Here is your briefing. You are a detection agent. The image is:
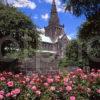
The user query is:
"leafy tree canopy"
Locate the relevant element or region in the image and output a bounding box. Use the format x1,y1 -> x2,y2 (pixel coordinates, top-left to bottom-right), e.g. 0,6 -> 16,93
78,12 -> 100,41
59,39 -> 88,67
78,12 -> 100,60
0,3 -> 39,58
63,0 -> 100,18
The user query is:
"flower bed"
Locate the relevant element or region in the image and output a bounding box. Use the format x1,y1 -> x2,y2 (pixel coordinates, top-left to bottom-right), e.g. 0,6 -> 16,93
0,69 -> 100,100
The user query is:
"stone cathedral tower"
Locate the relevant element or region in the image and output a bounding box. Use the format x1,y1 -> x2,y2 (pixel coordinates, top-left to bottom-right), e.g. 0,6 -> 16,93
20,0 -> 69,75
45,0 -> 64,40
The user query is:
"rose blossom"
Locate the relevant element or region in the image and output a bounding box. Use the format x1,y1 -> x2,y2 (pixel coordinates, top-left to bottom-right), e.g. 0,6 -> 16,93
31,86 -> 37,91
66,86 -> 72,92
8,72 -> 12,75
0,91 -> 4,95
20,80 -> 26,84
97,70 -> 100,73
69,81 -> 73,86
11,90 -> 15,96
44,82 -> 49,87
59,87 -> 63,92
14,88 -> 21,94
7,81 -> 14,87
82,75 -> 87,79
76,68 -> 83,74
35,90 -> 41,96
55,75 -> 60,82
15,74 -> 19,78
64,77 -> 68,83
50,86 -> 56,91
47,78 -> 53,84
0,77 -> 5,81
0,94 -> 3,100
97,89 -> 100,94
11,88 -> 20,96
55,78 -> 60,82
87,88 -> 91,93
70,96 -> 76,100
25,77 -> 30,82
6,93 -> 11,97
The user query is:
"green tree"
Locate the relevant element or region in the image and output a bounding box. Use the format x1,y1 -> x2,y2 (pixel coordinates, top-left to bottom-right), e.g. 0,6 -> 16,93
78,12 -> 100,68
63,0 -> 100,18
78,12 -> 100,40
0,3 -> 39,58
63,0 -> 100,69
59,40 -> 88,68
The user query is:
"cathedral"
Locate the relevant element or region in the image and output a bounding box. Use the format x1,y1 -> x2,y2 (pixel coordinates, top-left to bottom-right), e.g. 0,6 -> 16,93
20,0 -> 69,75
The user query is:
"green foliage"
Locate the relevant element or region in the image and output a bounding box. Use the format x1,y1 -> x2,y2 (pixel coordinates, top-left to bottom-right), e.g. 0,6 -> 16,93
78,12 -> 100,41
59,40 -> 89,68
64,0 -> 100,18
0,3 -> 39,58
63,0 -> 100,69
6,48 -> 36,59
59,58 -> 68,67
78,12 -> 100,68
0,59 -> 20,73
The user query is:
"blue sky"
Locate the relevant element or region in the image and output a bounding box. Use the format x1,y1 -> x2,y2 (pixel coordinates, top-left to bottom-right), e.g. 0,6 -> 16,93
7,0 -> 86,39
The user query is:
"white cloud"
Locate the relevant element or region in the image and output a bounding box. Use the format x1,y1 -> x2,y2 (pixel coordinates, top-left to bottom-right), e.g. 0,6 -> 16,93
41,13 -> 49,21
37,28 -> 45,33
57,6 -> 65,12
7,0 -> 37,9
33,15 -> 38,19
67,35 -> 72,40
44,0 -> 61,5
67,33 -> 77,40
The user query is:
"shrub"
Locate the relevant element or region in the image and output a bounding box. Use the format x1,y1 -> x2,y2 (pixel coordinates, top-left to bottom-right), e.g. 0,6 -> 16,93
0,68 -> 100,100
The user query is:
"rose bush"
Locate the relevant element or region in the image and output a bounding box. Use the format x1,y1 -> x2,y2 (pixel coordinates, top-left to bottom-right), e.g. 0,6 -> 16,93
0,68 -> 100,100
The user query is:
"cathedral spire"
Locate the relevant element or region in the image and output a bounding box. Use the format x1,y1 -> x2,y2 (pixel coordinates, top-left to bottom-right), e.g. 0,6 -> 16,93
45,0 -> 63,39
49,0 -> 59,26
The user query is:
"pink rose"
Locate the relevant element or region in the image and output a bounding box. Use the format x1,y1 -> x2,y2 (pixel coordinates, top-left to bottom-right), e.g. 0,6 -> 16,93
6,93 -> 11,97
97,89 -> 100,94
50,86 -> 56,91
91,69 -> 95,72
15,74 -> 19,78
25,77 -> 30,82
32,86 -> 37,91
7,81 -> 14,87
70,96 -> 76,100
64,78 -> 68,83
35,91 -> 41,96
69,81 -> 73,86
11,90 -> 15,96
11,88 -> 20,96
59,87 -> 63,92
76,68 -> 83,73
0,94 -> 3,100
82,75 -> 87,79
66,86 -> 72,92
0,77 -> 5,81
14,88 -> 21,94
87,88 -> 91,93
97,70 -> 100,73
8,72 -> 12,75
47,78 -> 54,84
55,78 -> 60,82
21,81 -> 26,84
0,91 -> 4,95
55,75 -> 60,80
44,83 -> 49,87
